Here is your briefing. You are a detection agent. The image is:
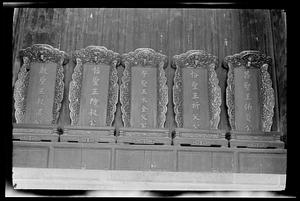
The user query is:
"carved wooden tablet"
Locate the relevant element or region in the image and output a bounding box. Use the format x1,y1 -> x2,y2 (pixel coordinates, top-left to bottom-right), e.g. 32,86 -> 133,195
63,46 -> 121,143
172,50 -> 226,147
172,50 -> 221,130
120,48 -> 168,129
224,51 -> 283,148
13,44 -> 67,125
68,46 -> 120,127
118,48 -> 170,145
224,51 -> 274,132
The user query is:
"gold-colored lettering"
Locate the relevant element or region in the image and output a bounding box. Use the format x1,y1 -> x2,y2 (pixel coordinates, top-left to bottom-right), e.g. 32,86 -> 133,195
192,81 -> 198,90
190,70 -> 199,78
243,70 -> 250,79
244,102 -> 253,111
93,66 -> 100,75
246,113 -> 251,122
192,102 -> 201,109
39,75 -> 47,85
141,80 -> 148,88
245,93 -> 251,101
88,108 -> 98,117
193,114 -> 200,121
92,76 -> 100,86
89,97 -> 99,106
192,92 -> 200,100
141,70 -> 148,78
91,88 -> 99,95
39,66 -> 48,74
141,105 -> 148,113
142,88 -> 147,95
244,81 -> 251,91
89,119 -> 96,126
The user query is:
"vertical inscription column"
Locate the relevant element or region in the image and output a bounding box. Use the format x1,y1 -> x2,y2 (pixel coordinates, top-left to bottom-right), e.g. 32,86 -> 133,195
131,67 -> 157,129
35,64 -> 49,123
183,68 -> 210,129
140,69 -> 150,128
191,70 -> 201,128
234,67 -> 261,132
88,65 -> 101,126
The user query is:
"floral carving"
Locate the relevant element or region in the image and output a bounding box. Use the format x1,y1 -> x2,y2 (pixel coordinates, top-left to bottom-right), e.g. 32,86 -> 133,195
223,50 -> 275,132
68,58 -> 83,125
260,64 -> 275,132
172,50 -> 221,129
13,44 -> 68,124
120,48 -> 168,128
68,46 -> 121,126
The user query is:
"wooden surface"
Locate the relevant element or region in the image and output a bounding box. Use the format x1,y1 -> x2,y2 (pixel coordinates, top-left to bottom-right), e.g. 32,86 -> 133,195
12,8 -> 286,137
13,141 -> 287,174
12,167 -> 286,190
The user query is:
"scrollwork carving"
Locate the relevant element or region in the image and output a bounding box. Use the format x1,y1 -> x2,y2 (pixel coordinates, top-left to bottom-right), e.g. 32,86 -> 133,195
106,59 -> 120,126
172,50 -> 221,129
19,44 -> 69,64
172,50 -> 217,69
121,48 -> 168,68
72,46 -> 120,65
52,56 -> 65,124
158,61 -> 168,128
13,44 -> 68,124
68,46 -> 121,126
120,48 -> 168,128
223,50 -> 275,132
260,64 -> 275,132
13,57 -> 30,123
208,63 -> 222,129
69,58 -> 83,125
172,62 -> 183,128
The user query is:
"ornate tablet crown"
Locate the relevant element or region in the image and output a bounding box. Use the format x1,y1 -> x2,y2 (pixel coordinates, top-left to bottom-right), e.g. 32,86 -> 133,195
172,50 -> 217,69
223,50 -> 272,69
72,46 -> 121,65
19,44 -> 68,64
121,48 -> 168,68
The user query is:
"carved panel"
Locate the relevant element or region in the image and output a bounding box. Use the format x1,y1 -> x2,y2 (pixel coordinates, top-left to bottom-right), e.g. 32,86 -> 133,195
172,50 -> 222,130
13,44 -> 68,124
120,48 -> 168,128
68,46 -> 121,127
223,50 -> 275,132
